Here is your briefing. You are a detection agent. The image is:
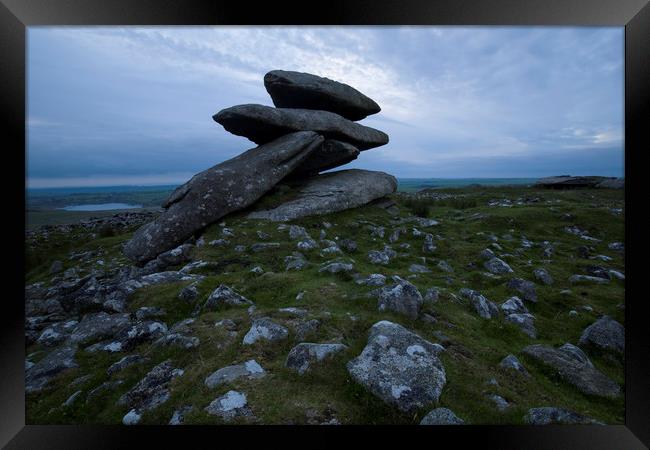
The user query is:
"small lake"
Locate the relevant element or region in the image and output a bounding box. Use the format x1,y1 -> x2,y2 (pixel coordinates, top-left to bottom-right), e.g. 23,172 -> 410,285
59,203 -> 143,211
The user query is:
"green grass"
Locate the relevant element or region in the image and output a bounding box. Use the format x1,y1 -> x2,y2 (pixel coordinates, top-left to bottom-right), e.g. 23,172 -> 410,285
25,186 -> 625,425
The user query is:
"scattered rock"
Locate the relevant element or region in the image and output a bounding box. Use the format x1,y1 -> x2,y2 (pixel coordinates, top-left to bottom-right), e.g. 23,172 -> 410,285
460,289 -> 498,319
420,407 -> 465,425
437,260 -> 453,273
285,253 -> 308,271
37,320 -> 78,347
117,360 -> 184,412
423,288 -> 439,304
356,273 -> 386,286
204,390 -> 253,422
205,360 -> 266,388
522,344 -> 620,398
178,283 -> 199,302
500,296 -> 528,315
339,239 -> 358,253
505,313 -> 537,338
297,238 -> 318,251
484,257 -> 513,274
368,246 -> 397,265
409,264 -> 430,274
25,345 -> 78,393
242,317 -> 289,345
122,409 -> 142,425
285,343 -> 347,374
135,307 -> 165,321
578,316 -> 624,354
204,285 -> 253,310
569,275 -> 610,285
533,268 -> 553,285
488,394 -> 509,411
68,312 -> 132,345
319,261 -> 354,274
479,248 -> 496,260
49,260 -> 64,274
376,278 -> 423,319
294,319 -> 321,341
506,278 -> 537,303
250,242 -> 281,252
169,405 -> 193,425
107,354 -> 147,376
422,234 -> 436,253
524,407 -> 603,425
347,320 -> 446,412
499,354 -> 530,376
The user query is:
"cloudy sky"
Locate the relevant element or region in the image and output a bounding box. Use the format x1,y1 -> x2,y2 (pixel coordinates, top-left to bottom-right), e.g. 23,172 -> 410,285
27,26 -> 624,188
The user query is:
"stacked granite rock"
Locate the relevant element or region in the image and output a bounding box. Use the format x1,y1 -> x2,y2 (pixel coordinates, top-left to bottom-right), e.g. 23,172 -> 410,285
123,70 -> 396,265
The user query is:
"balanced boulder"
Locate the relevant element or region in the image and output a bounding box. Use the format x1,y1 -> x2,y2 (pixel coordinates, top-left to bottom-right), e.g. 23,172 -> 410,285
264,69 -> 381,120
123,131 -> 323,264
247,169 -> 397,222
213,104 -> 388,150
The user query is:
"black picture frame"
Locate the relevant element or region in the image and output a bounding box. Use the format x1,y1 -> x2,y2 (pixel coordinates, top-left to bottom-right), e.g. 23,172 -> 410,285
2,0 -> 648,448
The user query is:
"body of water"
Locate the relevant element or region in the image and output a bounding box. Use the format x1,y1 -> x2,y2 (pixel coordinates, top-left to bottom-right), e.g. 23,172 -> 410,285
59,203 -> 143,211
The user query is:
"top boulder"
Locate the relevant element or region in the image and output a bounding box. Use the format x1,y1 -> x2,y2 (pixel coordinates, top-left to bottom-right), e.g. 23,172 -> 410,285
264,70 -> 381,121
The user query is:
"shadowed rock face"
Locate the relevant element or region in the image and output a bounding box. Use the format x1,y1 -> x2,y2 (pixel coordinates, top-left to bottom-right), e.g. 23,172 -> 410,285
213,104 -> 389,150
264,70 -> 381,121
247,169 -> 397,222
123,131 -> 324,265
289,140 -> 360,177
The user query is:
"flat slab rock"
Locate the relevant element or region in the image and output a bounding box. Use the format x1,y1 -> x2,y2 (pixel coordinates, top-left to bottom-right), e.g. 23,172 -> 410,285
522,344 -> 620,398
248,169 -> 397,222
123,131 -> 323,264
347,320 -> 446,412
264,70 -> 381,121
213,104 -> 388,150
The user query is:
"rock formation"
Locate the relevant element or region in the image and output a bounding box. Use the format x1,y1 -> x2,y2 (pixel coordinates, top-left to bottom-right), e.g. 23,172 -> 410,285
124,70 -> 394,264
535,175 -> 624,189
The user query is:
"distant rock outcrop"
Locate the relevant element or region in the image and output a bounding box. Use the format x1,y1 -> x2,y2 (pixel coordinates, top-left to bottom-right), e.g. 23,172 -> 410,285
535,175 -> 623,189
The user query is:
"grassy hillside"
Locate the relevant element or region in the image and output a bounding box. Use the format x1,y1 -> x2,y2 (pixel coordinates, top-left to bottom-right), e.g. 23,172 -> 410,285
25,186 -> 625,425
